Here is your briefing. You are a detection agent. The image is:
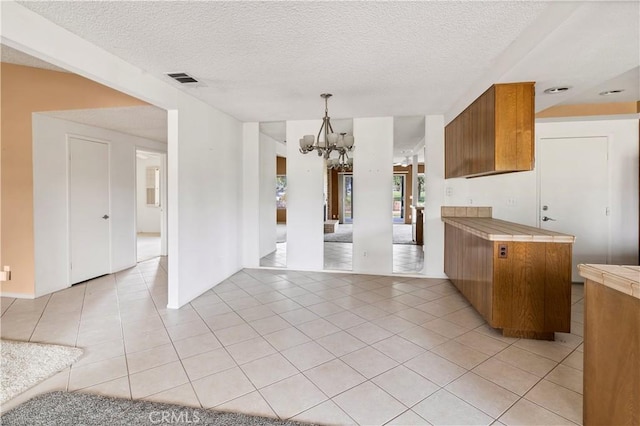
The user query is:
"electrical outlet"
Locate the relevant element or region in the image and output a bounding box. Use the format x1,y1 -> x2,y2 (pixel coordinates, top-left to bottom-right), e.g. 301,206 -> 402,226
363,251 -> 368,257
498,244 -> 508,258
507,198 -> 517,206
468,198 -> 473,205
0,266 -> 11,281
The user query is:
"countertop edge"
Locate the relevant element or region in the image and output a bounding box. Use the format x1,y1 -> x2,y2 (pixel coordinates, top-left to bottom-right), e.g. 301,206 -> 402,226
442,217 -> 576,243
578,264 -> 640,299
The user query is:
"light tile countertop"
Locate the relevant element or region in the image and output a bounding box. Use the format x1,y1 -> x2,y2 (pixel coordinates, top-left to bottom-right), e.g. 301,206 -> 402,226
578,264 -> 640,299
442,217 -> 576,243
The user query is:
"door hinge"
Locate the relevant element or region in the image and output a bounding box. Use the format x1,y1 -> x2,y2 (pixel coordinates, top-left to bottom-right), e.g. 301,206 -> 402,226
605,207 -> 610,216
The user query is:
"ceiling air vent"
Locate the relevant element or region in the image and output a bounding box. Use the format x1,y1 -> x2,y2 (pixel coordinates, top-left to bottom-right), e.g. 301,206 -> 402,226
166,72 -> 199,84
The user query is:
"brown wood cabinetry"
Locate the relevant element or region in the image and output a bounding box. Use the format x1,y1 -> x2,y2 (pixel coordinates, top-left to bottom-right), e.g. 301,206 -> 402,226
444,223 -> 572,339
580,265 -> 639,426
445,82 -> 535,178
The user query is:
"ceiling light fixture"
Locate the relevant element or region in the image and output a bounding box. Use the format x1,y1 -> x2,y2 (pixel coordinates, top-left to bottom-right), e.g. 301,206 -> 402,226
543,86 -> 571,94
299,94 -> 355,170
599,89 -> 625,96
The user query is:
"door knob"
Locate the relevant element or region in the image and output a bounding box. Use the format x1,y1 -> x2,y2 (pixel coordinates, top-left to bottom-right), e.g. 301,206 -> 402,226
542,216 -> 556,222
102,215 -> 110,220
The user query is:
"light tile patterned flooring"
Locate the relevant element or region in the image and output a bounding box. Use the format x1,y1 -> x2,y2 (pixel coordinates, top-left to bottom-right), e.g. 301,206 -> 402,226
0,258 -> 585,425
137,232 -> 161,262
262,242 -> 424,274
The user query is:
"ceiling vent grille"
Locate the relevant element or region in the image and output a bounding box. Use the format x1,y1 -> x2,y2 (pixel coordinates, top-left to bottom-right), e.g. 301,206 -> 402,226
166,72 -> 199,84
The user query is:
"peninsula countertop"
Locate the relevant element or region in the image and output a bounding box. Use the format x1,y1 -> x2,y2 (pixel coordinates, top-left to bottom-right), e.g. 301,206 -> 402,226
578,264 -> 640,299
442,216 -> 575,243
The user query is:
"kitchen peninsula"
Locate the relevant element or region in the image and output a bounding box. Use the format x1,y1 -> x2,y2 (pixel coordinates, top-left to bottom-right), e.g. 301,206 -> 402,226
579,264 -> 639,425
442,206 -> 575,340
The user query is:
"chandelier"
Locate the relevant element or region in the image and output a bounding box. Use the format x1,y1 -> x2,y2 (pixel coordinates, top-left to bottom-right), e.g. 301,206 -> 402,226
299,93 -> 355,170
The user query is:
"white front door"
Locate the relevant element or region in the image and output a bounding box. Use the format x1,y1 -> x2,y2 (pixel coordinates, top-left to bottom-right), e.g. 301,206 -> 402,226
69,137 -> 110,284
538,136 -> 609,282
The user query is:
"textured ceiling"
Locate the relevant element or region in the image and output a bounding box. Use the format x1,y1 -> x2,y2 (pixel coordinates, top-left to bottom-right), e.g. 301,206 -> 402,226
19,0 -> 554,122
42,106 -> 167,143
10,1 -> 640,130
1,44 -> 68,72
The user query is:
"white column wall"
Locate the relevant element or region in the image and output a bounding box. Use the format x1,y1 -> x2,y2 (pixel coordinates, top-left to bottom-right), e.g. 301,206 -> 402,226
242,123 -> 260,268
352,117 -> 394,274
286,120 -> 324,270
423,115 -> 448,278
3,2 -> 246,308
173,96 -> 244,307
259,133 -> 277,258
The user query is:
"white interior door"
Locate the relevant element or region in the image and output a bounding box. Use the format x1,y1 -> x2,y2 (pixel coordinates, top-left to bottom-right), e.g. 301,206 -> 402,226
539,136 -> 609,282
69,137 -> 110,284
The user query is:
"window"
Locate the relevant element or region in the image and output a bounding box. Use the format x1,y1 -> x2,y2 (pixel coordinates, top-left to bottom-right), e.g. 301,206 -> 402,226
276,175 -> 287,209
146,166 -> 160,207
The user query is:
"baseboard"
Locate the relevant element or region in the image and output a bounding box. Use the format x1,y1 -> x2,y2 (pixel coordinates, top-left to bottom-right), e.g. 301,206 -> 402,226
0,291 -> 36,299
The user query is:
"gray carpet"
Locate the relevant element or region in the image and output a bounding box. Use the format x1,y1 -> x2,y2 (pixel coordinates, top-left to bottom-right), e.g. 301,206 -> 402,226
1,340 -> 83,404
1,391 -> 316,426
324,224 -> 415,244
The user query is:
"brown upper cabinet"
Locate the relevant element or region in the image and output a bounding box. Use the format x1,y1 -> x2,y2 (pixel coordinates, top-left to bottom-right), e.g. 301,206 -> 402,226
445,82 -> 535,178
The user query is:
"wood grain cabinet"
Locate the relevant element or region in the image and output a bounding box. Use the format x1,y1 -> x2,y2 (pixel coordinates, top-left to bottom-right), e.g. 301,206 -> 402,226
445,82 -> 535,178
579,264 -> 639,426
444,221 -> 573,339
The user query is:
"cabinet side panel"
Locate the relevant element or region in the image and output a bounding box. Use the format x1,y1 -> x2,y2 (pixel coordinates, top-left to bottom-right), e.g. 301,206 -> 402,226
481,86 -> 496,173
516,83 -> 535,170
444,123 -> 454,178
444,224 -> 457,283
584,281 -> 640,425
543,243 -> 572,332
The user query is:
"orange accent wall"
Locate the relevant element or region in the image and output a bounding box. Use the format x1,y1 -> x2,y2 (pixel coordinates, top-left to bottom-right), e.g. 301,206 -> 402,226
0,63 -> 148,296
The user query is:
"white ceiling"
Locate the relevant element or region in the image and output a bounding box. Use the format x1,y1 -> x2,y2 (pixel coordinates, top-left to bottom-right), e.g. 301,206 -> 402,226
17,1 -> 638,125
42,106 -> 167,143
1,44 -> 68,72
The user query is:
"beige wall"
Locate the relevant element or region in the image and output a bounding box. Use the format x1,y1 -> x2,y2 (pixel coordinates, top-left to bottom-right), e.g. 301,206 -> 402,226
0,63 -> 148,296
536,101 -> 639,119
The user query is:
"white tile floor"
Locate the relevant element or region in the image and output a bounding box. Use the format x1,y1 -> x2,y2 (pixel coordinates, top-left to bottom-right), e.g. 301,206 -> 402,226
137,232 -> 161,262
1,258 -> 585,425
261,242 -> 424,274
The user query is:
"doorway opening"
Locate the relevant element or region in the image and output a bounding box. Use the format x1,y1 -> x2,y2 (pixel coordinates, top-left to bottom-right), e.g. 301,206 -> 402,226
136,149 -> 166,262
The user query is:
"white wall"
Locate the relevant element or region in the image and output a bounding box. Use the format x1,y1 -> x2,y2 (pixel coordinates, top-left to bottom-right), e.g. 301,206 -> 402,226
423,115 -> 448,278
259,132 -> 277,258
242,123 -> 260,268
3,2 -> 245,308
352,117 -> 394,274
444,117 -> 639,266
286,120 -> 324,270
32,114 -> 166,297
172,96 -> 244,307
136,156 -> 162,233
